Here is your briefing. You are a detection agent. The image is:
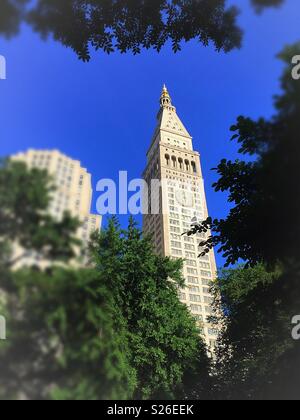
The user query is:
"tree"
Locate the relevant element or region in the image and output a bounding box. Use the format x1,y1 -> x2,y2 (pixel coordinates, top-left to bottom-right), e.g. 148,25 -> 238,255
0,160 -> 135,400
0,0 -> 29,37
0,161 -> 125,400
187,43 -> 300,400
210,264 -> 300,400
0,1 -> 286,60
188,42 -> 300,269
27,0 -> 242,61
0,159 -> 81,272
90,217 -> 211,399
1,0 -> 242,58
0,165 -> 210,400
0,161 -> 136,400
0,267 -> 136,400
0,267 -> 135,400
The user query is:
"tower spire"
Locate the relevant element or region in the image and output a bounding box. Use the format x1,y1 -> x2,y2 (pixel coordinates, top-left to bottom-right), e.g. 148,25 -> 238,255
160,84 -> 172,108
154,84 -> 191,139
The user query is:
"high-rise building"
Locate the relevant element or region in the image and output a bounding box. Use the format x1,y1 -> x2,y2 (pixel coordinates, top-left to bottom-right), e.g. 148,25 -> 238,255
143,86 -> 218,348
12,149 -> 101,265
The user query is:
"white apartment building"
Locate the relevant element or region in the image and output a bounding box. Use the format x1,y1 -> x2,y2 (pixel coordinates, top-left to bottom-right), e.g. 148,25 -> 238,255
12,149 -> 101,265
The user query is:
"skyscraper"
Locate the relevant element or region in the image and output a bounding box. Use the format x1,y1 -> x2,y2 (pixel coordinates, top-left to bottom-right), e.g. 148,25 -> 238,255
143,86 -> 218,348
12,149 -> 101,266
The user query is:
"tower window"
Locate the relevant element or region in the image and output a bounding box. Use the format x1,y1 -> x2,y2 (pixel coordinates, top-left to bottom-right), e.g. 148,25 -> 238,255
191,162 -> 197,174
171,156 -> 177,168
185,159 -> 190,172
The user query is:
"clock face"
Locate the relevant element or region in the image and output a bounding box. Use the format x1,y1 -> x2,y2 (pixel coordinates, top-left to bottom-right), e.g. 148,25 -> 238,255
175,189 -> 194,208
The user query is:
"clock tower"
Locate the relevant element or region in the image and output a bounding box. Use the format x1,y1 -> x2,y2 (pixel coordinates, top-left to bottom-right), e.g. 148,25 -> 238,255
143,86 -> 218,349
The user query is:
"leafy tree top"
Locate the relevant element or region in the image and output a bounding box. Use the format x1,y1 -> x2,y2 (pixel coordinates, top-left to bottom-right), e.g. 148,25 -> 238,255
0,0 -> 286,60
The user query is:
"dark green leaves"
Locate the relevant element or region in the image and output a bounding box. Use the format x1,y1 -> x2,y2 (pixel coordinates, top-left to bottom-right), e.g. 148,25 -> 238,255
0,0 -> 29,37
0,0 -> 287,60
188,43 -> 300,269
0,160 -> 80,268
91,217 -> 210,399
0,0 -> 243,60
0,211 -> 210,399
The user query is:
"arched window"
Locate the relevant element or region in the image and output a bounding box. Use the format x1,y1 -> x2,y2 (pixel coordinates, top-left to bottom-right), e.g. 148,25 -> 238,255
185,159 -> 190,172
172,156 -> 177,168
191,161 -> 197,174
178,158 -> 183,170
165,154 -> 170,166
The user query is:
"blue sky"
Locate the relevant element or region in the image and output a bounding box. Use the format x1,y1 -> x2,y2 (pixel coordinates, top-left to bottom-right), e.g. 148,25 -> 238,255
0,0 -> 299,266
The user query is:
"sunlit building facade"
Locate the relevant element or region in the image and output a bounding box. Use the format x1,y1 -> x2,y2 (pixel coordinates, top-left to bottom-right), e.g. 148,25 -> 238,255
12,149 -> 101,265
143,86 -> 218,348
